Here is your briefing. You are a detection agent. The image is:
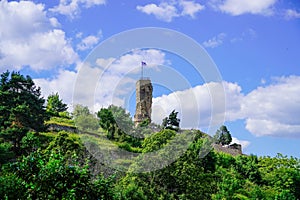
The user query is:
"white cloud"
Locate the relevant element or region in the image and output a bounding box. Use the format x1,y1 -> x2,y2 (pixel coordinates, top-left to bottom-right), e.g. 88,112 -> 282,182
231,137 -> 250,150
49,17 -> 61,27
0,0 -> 78,72
284,9 -> 300,20
83,0 -> 106,8
136,0 -> 204,22
50,0 -> 106,18
203,33 -> 226,48
34,63 -> 112,113
179,0 -> 205,18
137,3 -> 178,22
96,49 -> 167,75
245,119 -> 300,138
152,76 -> 300,138
241,76 -> 300,137
211,0 -> 277,16
77,31 -> 102,51
34,69 -> 77,107
152,81 -> 241,129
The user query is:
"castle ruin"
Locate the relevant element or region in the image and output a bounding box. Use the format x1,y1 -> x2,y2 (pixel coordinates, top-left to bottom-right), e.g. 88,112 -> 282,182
134,78 -> 153,125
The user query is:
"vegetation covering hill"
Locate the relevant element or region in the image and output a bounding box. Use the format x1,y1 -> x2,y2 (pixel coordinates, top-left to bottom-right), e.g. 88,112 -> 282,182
1,71 -> 300,199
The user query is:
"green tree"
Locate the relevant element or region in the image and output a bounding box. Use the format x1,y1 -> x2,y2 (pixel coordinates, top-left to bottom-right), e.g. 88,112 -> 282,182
214,125 -> 232,145
97,107 -> 116,139
73,105 -> 99,132
46,92 -> 68,116
162,110 -> 180,131
97,105 -> 133,140
98,107 -> 115,130
0,71 -> 47,155
72,104 -> 90,118
108,105 -> 133,134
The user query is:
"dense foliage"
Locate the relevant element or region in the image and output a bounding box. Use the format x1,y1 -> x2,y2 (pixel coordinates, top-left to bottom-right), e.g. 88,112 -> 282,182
0,132 -> 115,199
1,71 -> 299,199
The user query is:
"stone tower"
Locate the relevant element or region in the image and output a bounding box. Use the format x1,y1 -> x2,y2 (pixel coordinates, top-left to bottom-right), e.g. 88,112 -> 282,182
134,78 -> 153,125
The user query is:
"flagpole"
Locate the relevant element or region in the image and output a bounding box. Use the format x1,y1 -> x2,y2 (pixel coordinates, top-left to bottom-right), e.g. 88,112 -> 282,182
141,61 -> 147,79
141,62 -> 144,79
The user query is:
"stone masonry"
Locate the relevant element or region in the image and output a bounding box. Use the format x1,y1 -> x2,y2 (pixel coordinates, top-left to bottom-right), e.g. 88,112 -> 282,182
134,78 -> 153,125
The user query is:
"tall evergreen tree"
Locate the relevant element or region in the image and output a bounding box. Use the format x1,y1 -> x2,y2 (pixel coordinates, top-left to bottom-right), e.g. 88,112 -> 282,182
0,71 -> 47,155
213,125 -> 232,145
46,92 -> 68,116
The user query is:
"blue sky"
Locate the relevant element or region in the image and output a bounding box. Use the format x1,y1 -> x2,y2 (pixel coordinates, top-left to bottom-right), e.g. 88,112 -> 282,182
0,0 -> 300,157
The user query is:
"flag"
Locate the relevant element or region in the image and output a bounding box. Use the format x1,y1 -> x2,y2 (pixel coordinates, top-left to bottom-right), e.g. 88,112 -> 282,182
141,61 -> 147,66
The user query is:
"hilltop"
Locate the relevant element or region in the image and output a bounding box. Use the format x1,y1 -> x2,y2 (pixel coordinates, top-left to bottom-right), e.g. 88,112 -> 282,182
1,71 -> 300,199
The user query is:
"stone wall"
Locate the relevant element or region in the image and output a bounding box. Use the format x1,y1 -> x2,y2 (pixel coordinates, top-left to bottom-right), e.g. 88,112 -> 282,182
212,143 -> 243,156
47,123 -> 78,133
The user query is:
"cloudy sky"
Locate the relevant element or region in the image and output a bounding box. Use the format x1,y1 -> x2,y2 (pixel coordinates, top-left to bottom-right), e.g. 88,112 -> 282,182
1,0 -> 300,157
